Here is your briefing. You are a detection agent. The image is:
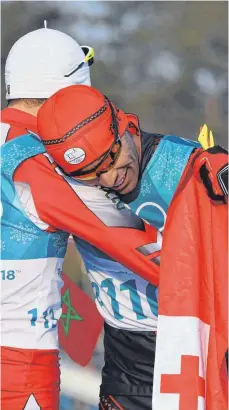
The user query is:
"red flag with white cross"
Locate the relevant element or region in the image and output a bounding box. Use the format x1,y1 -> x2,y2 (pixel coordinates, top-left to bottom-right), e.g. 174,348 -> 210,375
153,152 -> 228,410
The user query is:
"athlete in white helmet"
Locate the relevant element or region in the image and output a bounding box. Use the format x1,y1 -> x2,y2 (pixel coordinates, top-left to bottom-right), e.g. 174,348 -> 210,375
5,24 -> 92,99
1,26 -> 161,410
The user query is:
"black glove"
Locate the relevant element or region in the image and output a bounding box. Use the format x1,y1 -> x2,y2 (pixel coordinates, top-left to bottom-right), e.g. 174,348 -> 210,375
193,146 -> 228,201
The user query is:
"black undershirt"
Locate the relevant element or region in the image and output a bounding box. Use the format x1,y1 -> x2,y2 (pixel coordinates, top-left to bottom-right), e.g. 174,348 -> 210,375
119,130 -> 164,204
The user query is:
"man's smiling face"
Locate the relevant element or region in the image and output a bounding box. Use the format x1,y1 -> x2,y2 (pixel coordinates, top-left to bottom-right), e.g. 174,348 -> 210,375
74,131 -> 140,195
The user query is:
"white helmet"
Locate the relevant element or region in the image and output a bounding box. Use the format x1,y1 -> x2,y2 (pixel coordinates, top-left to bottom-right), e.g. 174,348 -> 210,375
5,26 -> 94,100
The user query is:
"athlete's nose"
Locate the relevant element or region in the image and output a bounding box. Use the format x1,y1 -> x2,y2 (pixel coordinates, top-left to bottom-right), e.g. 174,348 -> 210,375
98,168 -> 118,188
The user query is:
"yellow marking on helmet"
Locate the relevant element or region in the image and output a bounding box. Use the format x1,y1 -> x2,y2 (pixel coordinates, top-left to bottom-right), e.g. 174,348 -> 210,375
84,47 -> 95,63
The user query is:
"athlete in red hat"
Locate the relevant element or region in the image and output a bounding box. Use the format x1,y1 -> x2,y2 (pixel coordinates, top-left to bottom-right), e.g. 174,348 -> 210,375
38,84 -> 228,201
37,84 -> 228,410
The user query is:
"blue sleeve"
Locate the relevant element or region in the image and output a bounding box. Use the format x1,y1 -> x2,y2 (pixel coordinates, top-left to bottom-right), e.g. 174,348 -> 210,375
163,134 -> 201,148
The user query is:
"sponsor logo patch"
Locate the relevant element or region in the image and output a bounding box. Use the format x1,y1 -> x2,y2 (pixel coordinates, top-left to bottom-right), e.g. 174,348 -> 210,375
64,148 -> 86,165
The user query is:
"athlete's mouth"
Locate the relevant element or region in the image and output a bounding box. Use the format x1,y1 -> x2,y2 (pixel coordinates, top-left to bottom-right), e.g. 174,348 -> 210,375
113,168 -> 128,189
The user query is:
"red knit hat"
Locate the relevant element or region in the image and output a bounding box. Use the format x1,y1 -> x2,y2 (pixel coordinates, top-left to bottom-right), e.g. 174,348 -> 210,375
37,84 -> 129,173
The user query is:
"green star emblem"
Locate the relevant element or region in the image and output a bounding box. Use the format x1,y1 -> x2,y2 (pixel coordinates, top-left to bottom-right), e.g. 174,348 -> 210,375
61,288 -> 83,337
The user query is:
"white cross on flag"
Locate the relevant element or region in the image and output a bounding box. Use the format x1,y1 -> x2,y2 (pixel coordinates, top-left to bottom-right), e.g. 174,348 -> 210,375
153,316 -> 209,410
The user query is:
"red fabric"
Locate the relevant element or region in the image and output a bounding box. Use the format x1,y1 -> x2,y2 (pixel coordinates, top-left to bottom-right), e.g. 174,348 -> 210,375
36,85 -> 141,174
59,274 -> 104,366
37,85 -> 129,173
1,107 -> 37,132
158,152 -> 228,409
1,346 -> 60,410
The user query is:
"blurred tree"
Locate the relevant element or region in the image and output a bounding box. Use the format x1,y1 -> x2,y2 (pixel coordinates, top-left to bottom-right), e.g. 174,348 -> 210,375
2,1 -> 227,144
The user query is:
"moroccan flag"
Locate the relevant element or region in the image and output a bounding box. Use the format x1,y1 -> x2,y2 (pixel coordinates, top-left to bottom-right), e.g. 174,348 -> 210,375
59,273 -> 104,366
153,152 -> 228,410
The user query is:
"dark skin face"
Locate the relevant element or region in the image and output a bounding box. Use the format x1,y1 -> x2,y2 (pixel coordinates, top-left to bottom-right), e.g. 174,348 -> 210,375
75,131 -> 142,195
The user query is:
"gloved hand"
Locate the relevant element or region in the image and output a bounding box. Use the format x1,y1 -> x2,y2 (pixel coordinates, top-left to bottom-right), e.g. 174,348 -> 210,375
193,145 -> 228,201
